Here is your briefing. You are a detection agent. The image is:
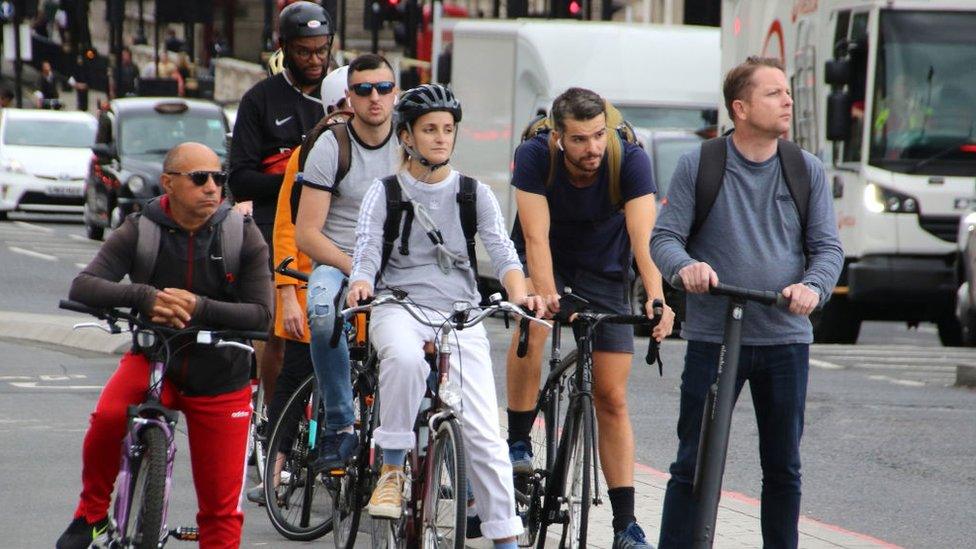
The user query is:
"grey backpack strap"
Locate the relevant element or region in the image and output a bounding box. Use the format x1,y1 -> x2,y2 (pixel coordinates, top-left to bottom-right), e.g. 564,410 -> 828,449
776,139 -> 811,230
220,210 -> 245,289
132,214 -> 160,284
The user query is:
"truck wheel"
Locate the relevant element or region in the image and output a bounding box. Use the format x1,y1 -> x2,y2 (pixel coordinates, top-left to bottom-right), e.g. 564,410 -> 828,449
812,295 -> 861,344
937,317 -> 963,347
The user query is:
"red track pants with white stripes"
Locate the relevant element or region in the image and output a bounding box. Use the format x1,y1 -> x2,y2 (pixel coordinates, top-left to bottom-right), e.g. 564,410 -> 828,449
72,351 -> 252,549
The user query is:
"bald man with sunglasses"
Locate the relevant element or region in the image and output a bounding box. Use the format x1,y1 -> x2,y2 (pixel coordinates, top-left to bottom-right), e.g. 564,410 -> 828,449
57,142 -> 272,549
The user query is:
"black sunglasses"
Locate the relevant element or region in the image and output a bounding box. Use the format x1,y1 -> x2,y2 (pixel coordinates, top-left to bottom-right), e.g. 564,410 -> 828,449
166,170 -> 228,186
350,81 -> 396,97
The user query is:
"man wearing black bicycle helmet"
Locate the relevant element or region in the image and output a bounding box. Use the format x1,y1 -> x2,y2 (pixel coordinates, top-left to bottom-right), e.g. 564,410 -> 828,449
228,0 -> 331,464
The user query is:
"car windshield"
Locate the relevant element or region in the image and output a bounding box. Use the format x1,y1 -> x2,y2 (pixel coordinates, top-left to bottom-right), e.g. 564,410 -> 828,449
2,118 -> 96,148
869,10 -> 976,175
617,105 -> 717,132
119,111 -> 227,157
651,135 -> 702,197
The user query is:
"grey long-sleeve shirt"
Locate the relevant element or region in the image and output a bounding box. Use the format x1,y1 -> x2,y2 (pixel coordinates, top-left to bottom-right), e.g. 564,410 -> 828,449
350,170 -> 523,311
651,138 -> 843,345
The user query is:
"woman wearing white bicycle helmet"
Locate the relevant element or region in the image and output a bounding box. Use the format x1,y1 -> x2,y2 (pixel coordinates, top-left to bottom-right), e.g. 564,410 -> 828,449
347,84 -> 545,547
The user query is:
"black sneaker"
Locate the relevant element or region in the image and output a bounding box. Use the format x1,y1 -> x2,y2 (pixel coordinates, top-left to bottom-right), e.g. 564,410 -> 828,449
310,431 -> 358,473
56,516 -> 110,549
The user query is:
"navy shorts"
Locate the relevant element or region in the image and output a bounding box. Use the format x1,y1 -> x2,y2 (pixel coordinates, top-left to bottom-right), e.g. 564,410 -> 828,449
526,261 -> 635,354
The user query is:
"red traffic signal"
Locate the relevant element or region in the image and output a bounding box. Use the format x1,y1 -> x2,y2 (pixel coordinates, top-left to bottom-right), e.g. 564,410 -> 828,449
569,0 -> 581,15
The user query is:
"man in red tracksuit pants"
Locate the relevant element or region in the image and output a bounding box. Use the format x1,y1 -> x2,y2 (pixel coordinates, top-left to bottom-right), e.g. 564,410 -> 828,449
56,142 -> 272,549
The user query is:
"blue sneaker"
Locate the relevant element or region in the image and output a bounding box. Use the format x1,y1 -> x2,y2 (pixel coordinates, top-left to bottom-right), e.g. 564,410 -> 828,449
508,439 -> 534,474
612,521 -> 653,548
311,431 -> 358,473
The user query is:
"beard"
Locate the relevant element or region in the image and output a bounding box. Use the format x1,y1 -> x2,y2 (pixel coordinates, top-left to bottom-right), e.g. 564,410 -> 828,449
565,152 -> 603,175
284,51 -> 327,88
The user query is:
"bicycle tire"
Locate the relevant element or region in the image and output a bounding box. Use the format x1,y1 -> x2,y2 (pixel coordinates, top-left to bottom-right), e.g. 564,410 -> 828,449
250,381 -> 267,480
516,389 -> 558,548
421,418 -> 466,548
263,373 -> 334,540
560,401 -> 592,549
123,425 -> 168,549
331,376 -> 375,549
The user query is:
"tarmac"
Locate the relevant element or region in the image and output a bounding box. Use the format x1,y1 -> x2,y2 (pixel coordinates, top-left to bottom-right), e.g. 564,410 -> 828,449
0,308 -> 904,548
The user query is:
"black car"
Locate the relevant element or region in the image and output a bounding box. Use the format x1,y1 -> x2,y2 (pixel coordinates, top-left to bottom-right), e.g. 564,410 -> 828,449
83,97 -> 229,240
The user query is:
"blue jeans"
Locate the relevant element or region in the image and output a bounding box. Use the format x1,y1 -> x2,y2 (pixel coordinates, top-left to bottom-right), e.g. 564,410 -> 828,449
658,341 -> 809,549
307,265 -> 354,431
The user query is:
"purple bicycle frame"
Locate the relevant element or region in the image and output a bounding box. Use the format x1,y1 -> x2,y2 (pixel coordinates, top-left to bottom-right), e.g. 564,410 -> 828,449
110,357 -> 178,545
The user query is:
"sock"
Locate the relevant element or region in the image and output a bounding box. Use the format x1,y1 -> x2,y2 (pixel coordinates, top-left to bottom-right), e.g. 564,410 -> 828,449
608,486 -> 636,534
466,504 -> 478,517
382,448 -> 407,467
506,408 -> 536,444
493,541 -> 517,549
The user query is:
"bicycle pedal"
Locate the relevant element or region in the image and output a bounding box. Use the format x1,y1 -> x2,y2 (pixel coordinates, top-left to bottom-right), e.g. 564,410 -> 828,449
170,526 -> 200,541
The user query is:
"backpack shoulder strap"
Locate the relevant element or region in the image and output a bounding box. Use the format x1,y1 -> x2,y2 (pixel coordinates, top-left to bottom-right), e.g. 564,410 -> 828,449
378,175 -> 406,285
776,139 -> 811,230
456,175 -> 479,281
220,209 -> 245,290
691,136 -> 729,239
332,122 -> 352,190
132,214 -> 161,284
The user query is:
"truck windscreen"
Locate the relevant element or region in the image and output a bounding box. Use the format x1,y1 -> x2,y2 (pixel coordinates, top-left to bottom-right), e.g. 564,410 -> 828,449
869,10 -> 976,175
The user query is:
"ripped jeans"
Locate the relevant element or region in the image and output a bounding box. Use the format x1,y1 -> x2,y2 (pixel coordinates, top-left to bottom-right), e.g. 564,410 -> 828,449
306,264 -> 354,431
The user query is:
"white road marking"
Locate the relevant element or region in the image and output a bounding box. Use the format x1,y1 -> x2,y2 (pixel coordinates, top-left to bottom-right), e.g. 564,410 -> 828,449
75,263 -> 87,269
12,221 -> 54,233
809,358 -> 844,370
8,246 -> 57,261
68,234 -> 91,242
855,363 -> 956,372
10,382 -> 102,390
867,375 -> 926,387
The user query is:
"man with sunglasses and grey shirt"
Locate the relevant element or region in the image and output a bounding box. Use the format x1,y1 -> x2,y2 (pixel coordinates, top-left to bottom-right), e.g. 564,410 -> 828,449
295,53 -> 399,470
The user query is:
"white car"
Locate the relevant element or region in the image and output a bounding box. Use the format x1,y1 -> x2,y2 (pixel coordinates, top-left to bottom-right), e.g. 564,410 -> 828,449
0,108 -> 98,219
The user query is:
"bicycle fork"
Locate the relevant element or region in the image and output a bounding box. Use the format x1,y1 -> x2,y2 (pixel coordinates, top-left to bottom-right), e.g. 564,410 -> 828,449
112,415 -> 177,543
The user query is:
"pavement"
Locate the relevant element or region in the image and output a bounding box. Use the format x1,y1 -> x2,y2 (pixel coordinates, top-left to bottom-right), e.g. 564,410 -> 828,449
0,310 -> 905,548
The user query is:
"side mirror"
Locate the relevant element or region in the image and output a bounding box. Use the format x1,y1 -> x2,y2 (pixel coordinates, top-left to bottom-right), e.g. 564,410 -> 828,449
826,90 -> 852,142
824,58 -> 850,87
91,143 -> 116,162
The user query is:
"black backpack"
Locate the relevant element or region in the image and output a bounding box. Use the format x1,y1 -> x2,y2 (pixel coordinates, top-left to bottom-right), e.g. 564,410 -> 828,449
377,174 -> 479,285
691,135 -> 811,251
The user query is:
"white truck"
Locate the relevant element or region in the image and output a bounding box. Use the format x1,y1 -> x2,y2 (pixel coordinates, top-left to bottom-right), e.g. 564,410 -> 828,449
433,17 -> 720,279
721,0 -> 976,345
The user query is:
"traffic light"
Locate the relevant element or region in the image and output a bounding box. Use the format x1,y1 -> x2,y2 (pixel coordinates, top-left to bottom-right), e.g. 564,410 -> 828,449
551,0 -> 583,19
568,0 -> 582,17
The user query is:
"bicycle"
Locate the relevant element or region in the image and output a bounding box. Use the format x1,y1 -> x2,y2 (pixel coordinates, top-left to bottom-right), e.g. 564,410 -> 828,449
513,290 -> 664,549
260,257 -> 379,545
668,275 -> 789,549
58,299 -> 267,549
343,290 -> 550,548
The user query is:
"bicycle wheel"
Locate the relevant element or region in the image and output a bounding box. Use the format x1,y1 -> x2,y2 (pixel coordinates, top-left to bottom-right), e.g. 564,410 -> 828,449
559,401 -> 592,549
422,418 -> 466,548
249,381 -> 267,480
122,424 -> 168,549
516,394 -> 557,548
263,374 -> 334,540
331,380 -> 374,549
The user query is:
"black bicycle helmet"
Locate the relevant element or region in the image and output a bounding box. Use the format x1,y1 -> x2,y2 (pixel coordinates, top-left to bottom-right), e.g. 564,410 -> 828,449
279,1 -> 334,44
395,84 -> 463,135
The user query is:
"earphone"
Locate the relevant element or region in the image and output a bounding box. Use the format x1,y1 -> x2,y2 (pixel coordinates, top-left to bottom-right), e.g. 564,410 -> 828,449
556,138 -> 564,151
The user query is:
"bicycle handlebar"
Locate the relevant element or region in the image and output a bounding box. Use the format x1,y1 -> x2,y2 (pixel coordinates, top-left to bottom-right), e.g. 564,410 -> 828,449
341,293 -> 552,332
59,299 -> 269,343
275,256 -> 310,284
669,275 -> 789,308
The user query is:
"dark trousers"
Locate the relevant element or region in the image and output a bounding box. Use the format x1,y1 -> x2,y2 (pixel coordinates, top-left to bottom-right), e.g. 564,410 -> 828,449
267,340 -> 315,429
658,341 -> 809,549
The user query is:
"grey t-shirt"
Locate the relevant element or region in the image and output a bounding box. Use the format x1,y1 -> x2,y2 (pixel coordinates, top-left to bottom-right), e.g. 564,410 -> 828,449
302,125 -> 399,255
651,138 -> 843,345
350,170 -> 523,311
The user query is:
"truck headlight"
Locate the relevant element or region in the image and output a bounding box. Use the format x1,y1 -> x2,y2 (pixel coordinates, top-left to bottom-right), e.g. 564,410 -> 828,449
863,183 -> 918,214
127,175 -> 146,194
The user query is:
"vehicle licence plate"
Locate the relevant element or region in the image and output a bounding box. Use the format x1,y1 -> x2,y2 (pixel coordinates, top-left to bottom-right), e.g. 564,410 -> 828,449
46,185 -> 83,197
